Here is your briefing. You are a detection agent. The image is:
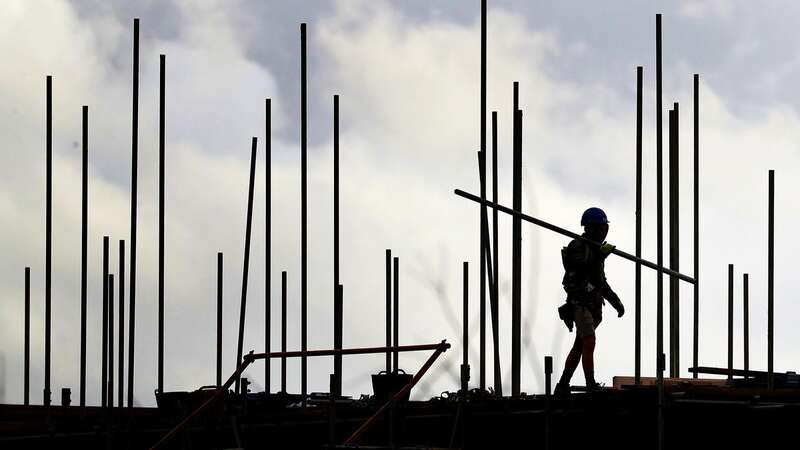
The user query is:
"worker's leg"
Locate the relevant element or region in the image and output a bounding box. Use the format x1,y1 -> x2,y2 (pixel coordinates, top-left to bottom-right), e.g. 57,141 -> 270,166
558,333 -> 583,386
581,334 -> 596,384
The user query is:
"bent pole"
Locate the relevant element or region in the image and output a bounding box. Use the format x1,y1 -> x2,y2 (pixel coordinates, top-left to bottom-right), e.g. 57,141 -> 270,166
454,189 -> 696,284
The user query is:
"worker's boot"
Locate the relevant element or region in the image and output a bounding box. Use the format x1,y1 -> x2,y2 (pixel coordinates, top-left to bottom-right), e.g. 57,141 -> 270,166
585,378 -> 603,394
554,382 -> 571,397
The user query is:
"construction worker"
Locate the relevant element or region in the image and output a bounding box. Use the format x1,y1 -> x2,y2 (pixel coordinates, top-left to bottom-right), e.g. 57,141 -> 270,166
555,207 -> 624,395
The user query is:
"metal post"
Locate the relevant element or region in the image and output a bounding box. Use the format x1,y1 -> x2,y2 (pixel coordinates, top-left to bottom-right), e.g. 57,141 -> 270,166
80,105 -> 88,406
334,284 -> 343,397
300,22 -> 309,405
693,73 -> 700,379
281,271 -> 287,392
393,256 -> 400,372
102,236 -> 109,407
743,273 -> 749,379
25,267 -> 30,405
45,75 -> 52,407
265,98 -> 272,394
128,17 -> 140,408
235,137 -> 258,393
333,95 -> 341,396
511,82 -> 522,397
768,170 -> 774,390
545,356 -> 552,450
635,66 -> 643,385
462,261 -> 470,393
109,273 -> 114,407
490,110 -> 502,396
479,0 -> 487,393
669,103 -> 680,378
386,249 -> 392,372
217,252 -> 223,387
655,14 -> 664,450
119,240 -> 125,406
158,53 -> 166,395
727,263 -> 734,380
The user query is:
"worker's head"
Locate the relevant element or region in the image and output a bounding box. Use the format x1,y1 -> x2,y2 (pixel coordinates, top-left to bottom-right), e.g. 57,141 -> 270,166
581,207 -> 609,241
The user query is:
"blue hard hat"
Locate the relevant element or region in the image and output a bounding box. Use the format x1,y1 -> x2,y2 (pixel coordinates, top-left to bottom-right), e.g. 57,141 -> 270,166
581,207 -> 609,226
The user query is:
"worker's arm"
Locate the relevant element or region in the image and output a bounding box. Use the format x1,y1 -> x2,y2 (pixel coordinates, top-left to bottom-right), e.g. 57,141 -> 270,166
600,282 -> 624,317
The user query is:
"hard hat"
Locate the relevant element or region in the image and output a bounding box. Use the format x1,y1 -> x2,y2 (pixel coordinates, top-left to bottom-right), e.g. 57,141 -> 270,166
581,207 -> 609,226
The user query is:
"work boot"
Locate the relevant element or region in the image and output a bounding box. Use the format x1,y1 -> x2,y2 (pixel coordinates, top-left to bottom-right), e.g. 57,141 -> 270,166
585,380 -> 603,393
554,382 -> 571,397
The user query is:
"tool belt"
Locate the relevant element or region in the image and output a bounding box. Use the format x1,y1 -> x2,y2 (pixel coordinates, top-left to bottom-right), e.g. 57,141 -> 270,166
557,302 -> 574,332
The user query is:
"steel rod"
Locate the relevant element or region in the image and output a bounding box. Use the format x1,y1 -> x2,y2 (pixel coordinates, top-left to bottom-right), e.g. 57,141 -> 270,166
393,256 -> 399,371
102,236 -> 109,407
635,66 -> 643,385
44,75 -> 52,407
490,110 -> 502,396
479,0 -> 488,393
80,105 -> 88,406
334,284 -> 343,396
743,273 -> 749,379
281,271 -> 287,392
253,342 -> 449,360
462,261 -> 469,393
454,190 -> 695,283
128,17 -> 140,408
511,83 -> 522,397
158,53 -> 165,394
693,73 -> 700,379
768,169 -> 774,389
656,16 -> 664,449
300,22 -> 309,404
266,97 -> 272,394
118,240 -> 125,406
728,263 -> 734,380
235,137 -> 258,393
108,273 -> 114,407
385,249 -> 392,372
333,94 -> 341,395
25,267 -> 30,405
217,252 -> 223,387
669,103 -> 680,378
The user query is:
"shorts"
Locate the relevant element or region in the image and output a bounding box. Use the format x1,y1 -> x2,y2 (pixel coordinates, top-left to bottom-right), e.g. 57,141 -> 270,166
574,304 -> 602,338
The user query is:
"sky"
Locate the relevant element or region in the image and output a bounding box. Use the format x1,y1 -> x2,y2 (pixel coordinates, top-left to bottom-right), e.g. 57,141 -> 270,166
2,0 -> 800,406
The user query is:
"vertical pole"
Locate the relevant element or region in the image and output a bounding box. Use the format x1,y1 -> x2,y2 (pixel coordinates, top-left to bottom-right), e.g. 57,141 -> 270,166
334,284 -> 343,397
393,257 -> 400,372
479,0 -> 488,393
491,111 -> 502,396
727,263 -> 734,380
44,74 -> 52,407
300,22 -> 309,405
544,356 -> 553,450
128,17 -> 140,408
385,249 -> 392,372
693,74 -> 700,379
80,105 -> 88,406
25,267 -> 30,405
265,98 -> 272,394
511,82 -> 522,397
217,252 -> 223,387
108,274 -> 114,407
669,103 -> 680,378
102,236 -> 109,407
635,66 -> 643,385
655,14 -> 664,450
158,53 -> 166,395
333,94 -> 341,395
235,138 -> 258,393
281,271 -> 287,392
743,273 -> 749,379
462,261 -> 470,394
118,240 -> 125,406
768,170 -> 774,390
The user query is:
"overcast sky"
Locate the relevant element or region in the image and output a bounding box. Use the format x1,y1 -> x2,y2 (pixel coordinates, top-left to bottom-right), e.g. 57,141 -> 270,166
2,0 -> 800,406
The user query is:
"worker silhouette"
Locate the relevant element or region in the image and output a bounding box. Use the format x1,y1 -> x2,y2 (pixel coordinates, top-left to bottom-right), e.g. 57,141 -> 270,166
555,207 -> 624,395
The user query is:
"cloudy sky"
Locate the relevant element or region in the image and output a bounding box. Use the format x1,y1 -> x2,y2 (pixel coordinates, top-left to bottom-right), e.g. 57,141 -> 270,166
2,0 -> 800,406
